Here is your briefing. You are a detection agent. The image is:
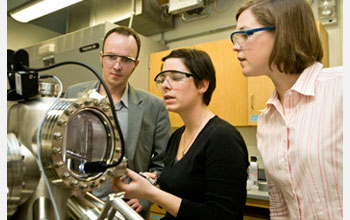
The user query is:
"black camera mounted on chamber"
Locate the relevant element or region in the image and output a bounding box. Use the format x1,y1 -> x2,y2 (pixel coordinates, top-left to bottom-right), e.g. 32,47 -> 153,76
7,49 -> 39,101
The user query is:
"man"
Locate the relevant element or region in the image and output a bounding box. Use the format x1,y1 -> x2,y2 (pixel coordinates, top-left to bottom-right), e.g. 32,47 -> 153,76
64,26 -> 171,218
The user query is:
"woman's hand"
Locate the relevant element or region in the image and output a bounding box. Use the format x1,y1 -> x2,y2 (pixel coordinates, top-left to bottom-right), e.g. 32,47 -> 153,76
142,170 -> 158,180
112,168 -> 156,201
126,198 -> 144,213
113,169 -> 182,217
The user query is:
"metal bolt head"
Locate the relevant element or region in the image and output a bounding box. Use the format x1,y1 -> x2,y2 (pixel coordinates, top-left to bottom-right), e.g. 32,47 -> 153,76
100,176 -> 107,183
80,183 -> 88,189
102,105 -> 110,111
64,108 -> 73,115
55,161 -> 64,168
107,169 -> 114,176
70,180 -> 78,186
53,132 -> 62,139
73,101 -> 82,108
84,99 -> 92,105
52,147 -> 61,154
93,100 -> 101,106
90,182 -> 97,187
57,119 -> 66,126
63,172 -> 70,179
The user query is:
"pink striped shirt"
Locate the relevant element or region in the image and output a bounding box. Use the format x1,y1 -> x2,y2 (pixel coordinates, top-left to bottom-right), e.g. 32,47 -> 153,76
257,62 -> 343,220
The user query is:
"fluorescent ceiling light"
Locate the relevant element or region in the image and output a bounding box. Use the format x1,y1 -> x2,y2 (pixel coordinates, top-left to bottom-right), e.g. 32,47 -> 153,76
10,0 -> 84,23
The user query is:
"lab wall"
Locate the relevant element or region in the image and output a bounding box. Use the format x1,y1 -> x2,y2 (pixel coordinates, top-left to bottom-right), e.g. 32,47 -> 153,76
7,16 -> 61,50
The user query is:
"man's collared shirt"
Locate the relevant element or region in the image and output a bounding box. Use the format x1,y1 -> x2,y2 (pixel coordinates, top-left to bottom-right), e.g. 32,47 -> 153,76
94,83 -> 129,147
114,84 -> 129,149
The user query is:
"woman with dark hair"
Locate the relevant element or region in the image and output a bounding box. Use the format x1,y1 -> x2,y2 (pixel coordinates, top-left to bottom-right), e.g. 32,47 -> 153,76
113,48 -> 249,220
231,0 -> 343,219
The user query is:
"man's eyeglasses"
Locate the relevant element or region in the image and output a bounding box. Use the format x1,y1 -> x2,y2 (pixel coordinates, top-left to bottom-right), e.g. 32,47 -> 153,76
102,54 -> 137,67
154,70 -> 194,89
230,26 -> 275,48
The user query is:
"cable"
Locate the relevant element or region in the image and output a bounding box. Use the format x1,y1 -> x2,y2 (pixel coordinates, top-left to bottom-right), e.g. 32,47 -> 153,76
36,75 -> 63,220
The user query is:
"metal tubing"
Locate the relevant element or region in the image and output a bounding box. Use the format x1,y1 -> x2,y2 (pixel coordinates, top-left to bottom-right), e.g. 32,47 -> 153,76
97,193 -> 144,220
33,197 -> 54,220
67,194 -> 101,220
110,196 -> 143,220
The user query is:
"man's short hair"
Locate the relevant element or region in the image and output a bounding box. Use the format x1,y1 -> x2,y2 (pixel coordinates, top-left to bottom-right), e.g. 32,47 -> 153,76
103,26 -> 141,59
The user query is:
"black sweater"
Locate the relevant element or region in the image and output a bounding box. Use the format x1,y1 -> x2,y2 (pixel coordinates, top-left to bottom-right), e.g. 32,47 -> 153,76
159,116 -> 249,220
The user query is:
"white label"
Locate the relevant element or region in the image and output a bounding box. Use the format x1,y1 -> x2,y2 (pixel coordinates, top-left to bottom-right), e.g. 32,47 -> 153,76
15,73 -> 22,95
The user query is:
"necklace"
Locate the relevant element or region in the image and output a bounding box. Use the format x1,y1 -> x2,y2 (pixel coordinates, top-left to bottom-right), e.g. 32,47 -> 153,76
181,111 -> 211,156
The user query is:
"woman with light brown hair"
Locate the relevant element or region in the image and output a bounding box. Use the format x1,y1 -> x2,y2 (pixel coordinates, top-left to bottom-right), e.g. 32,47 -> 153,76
231,0 -> 343,219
